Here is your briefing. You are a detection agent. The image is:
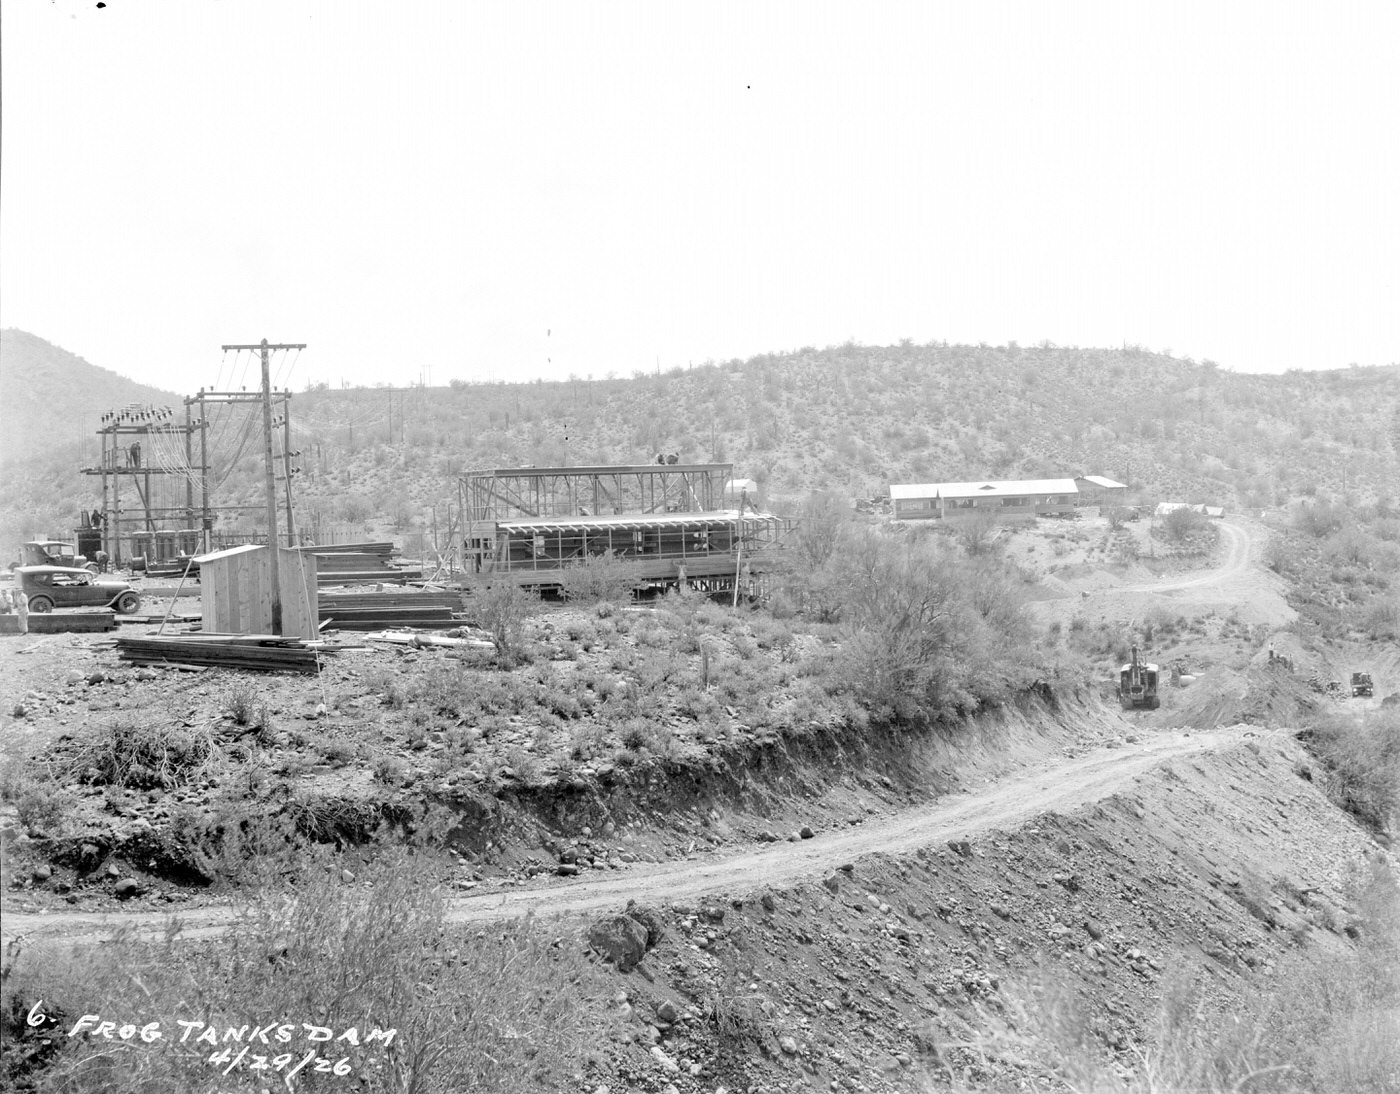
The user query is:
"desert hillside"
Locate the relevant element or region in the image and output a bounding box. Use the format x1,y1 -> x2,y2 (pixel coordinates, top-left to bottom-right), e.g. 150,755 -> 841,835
3,331 -> 1397,551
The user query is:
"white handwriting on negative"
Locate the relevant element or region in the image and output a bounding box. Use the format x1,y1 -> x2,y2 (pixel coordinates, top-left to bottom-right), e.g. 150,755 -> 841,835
64,1012 -> 396,1047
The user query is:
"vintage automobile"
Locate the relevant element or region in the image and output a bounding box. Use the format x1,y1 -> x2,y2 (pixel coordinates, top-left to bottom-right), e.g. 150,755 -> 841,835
16,565 -> 142,614
19,540 -> 97,572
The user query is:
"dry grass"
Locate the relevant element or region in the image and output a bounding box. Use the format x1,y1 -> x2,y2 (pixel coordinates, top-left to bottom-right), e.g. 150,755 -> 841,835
72,718 -> 216,791
924,860 -> 1400,1094
1,854 -> 616,1093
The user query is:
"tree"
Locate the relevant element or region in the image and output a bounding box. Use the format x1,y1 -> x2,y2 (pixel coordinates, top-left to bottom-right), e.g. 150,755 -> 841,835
1160,506 -> 1209,543
791,492 -> 851,571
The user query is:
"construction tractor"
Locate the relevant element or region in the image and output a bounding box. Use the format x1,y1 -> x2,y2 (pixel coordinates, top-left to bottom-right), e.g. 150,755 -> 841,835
1351,672 -> 1374,698
1118,645 -> 1160,710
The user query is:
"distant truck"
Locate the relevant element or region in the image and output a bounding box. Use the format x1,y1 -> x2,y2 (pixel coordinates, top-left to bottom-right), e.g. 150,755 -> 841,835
18,541 -> 96,572
1351,672 -> 1374,698
1118,645 -> 1161,710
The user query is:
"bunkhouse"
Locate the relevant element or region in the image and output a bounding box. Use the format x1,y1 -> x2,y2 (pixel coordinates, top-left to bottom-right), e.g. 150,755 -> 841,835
889,478 -> 1080,521
1073,475 -> 1128,507
458,463 -> 791,594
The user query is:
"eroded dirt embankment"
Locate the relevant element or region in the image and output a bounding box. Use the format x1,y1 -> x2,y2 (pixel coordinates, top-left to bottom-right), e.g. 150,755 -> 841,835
572,729 -> 1387,1093
3,689 -> 1149,942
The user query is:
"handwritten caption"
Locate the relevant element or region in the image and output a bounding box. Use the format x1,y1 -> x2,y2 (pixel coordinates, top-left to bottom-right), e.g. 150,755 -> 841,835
29,1001 -> 396,1082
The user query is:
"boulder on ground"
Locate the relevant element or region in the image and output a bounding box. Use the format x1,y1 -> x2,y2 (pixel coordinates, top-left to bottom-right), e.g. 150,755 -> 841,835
625,901 -> 667,947
588,915 -> 651,972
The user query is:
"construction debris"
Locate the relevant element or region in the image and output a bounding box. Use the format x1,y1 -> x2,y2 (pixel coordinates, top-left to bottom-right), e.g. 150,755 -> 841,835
115,634 -> 325,673
363,631 -> 494,649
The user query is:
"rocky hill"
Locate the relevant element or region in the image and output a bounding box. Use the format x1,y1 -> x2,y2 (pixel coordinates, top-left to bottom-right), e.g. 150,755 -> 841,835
0,330 -> 181,466
0,330 -> 182,547
3,331 -> 1398,550
286,344 -> 1400,541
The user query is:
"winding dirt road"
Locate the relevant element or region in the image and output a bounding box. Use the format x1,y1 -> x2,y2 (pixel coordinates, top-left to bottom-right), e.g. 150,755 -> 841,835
1113,519 -> 1253,593
4,725 -> 1255,947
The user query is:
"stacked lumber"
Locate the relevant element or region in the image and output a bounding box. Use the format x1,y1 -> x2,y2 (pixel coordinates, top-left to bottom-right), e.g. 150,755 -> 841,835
318,591 -> 465,612
116,634 -> 322,673
318,590 -> 467,631
296,542 -> 423,586
321,606 -> 458,630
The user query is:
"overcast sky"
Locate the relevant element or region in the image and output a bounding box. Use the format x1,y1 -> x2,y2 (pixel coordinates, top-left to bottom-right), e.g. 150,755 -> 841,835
3,1 -> 1397,394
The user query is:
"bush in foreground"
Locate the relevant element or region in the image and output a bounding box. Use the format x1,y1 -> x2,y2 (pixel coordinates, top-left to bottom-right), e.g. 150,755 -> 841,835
1,855 -> 615,1093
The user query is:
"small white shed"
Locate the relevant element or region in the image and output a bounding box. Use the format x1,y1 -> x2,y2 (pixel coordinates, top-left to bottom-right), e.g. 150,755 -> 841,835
193,544 -> 318,638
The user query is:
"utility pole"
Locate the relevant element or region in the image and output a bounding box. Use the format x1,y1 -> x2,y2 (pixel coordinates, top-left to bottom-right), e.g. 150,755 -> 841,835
222,339 -> 305,635
282,397 -> 296,544
198,395 -> 210,552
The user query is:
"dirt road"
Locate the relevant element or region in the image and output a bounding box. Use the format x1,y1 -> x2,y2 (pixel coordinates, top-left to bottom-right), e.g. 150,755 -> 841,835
3,724 -> 1256,947
1050,517 -> 1293,629
1113,519 -> 1253,593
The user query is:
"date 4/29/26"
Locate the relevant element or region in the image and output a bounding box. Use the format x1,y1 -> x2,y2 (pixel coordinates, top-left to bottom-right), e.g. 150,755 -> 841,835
206,1046 -> 352,1079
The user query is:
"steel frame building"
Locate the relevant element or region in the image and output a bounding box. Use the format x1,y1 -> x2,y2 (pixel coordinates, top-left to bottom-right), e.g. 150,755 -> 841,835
458,463 -> 790,590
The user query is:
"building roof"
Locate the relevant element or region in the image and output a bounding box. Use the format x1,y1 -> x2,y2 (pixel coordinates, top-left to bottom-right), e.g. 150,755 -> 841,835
1078,475 -> 1127,489
889,478 -> 1079,501
192,543 -> 307,564
496,509 -> 778,535
464,463 -> 731,478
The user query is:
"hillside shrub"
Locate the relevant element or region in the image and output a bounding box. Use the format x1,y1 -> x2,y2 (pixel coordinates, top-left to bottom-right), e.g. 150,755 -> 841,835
0,762 -> 76,837
1362,595 -> 1400,640
468,579 -> 535,665
808,525 -> 1039,725
1304,708 -> 1400,833
556,551 -> 643,604
1158,505 -> 1211,542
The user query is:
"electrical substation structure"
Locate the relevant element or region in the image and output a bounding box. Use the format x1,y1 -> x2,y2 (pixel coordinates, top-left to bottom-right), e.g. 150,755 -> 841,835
79,340 -> 305,570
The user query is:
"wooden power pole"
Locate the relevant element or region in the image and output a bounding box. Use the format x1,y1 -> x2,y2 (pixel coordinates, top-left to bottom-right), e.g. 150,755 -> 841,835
222,338 -> 306,635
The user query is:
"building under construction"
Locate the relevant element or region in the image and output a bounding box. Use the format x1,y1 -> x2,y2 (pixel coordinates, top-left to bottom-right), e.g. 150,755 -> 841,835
458,463 -> 791,592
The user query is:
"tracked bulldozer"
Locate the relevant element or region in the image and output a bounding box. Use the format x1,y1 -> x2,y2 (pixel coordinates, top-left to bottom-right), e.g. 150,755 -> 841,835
1118,645 -> 1160,710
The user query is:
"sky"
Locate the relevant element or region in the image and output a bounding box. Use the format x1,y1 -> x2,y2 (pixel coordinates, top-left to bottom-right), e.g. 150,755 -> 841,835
2,0 -> 1398,395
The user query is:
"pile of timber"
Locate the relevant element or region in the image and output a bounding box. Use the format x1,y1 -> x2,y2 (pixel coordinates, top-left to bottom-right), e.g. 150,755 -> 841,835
318,590 -> 467,631
296,542 -> 424,586
116,634 -> 323,673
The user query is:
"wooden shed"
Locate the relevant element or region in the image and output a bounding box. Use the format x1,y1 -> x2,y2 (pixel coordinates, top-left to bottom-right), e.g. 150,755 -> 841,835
193,544 -> 318,638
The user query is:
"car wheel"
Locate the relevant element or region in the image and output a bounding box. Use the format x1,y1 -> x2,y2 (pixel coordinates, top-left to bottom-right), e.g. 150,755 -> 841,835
84,562 -> 99,573
115,592 -> 142,615
27,595 -> 53,613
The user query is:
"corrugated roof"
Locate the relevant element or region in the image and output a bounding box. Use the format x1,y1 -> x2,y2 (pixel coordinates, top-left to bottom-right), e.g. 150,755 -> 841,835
1079,475 -> 1127,489
889,479 -> 1079,501
496,509 -> 777,534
